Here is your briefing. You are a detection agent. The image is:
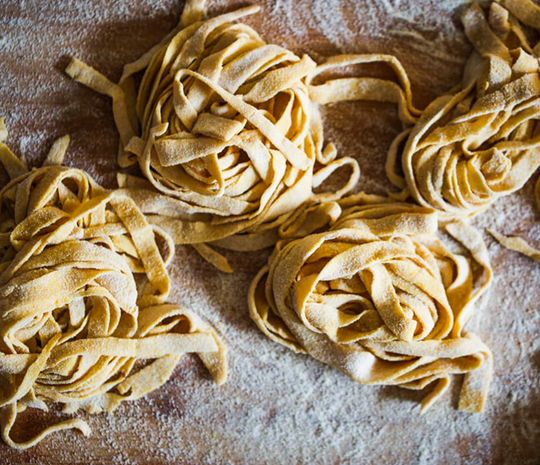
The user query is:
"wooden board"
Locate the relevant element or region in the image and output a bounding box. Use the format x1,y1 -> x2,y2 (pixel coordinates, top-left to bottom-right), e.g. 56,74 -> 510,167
1,0 -> 539,463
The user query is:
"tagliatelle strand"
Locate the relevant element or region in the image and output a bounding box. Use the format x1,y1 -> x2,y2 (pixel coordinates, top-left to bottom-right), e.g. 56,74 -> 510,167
0,125 -> 226,449
488,228 -> 540,262
306,54 -> 422,125
249,199 -> 492,413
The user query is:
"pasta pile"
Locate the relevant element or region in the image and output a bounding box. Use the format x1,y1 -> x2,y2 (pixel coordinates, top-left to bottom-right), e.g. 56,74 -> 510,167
249,198 -> 492,412
0,122 -> 226,449
61,0 -> 505,414
386,0 -> 540,218
65,1 -> 360,269
11,0 -> 540,450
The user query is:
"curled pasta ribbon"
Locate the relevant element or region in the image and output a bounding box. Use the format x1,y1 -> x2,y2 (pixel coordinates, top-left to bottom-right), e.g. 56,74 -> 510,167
306,54 -> 422,126
249,199 -> 492,412
0,124 -> 226,449
386,0 -> 540,218
65,0 -> 360,270
488,228 -> 540,263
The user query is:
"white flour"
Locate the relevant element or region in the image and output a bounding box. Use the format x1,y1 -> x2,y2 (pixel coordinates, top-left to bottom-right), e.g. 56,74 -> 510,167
1,0 -> 539,464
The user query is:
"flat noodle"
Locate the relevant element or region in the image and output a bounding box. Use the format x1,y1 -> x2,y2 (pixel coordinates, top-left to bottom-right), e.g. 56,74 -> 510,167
488,228 -> 540,262
65,0 -> 361,271
306,54 -> 422,125
248,199 -> 492,413
385,0 -> 540,218
0,125 -> 227,449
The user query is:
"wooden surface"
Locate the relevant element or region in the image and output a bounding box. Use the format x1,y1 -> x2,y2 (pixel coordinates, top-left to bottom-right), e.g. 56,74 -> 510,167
1,0 -> 539,464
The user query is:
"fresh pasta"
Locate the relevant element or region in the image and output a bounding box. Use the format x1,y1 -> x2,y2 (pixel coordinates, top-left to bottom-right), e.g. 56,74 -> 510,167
386,0 -> 540,218
5,0 -> 514,437
65,0 -> 361,271
249,196 -> 492,412
0,120 -> 227,449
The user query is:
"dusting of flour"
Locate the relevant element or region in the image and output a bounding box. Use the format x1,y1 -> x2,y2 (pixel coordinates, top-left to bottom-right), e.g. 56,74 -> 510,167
0,0 -> 539,464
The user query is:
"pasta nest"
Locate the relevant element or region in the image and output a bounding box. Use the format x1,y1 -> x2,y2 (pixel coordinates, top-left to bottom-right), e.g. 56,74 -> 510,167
387,0 -> 540,218
249,199 -> 492,412
0,128 -> 226,449
66,2 -> 359,254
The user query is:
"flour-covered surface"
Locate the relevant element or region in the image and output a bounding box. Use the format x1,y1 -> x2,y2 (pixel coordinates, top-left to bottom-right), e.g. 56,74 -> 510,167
1,0 -> 539,464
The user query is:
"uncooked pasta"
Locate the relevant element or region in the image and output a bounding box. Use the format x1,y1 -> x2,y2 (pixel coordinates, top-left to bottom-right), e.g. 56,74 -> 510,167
249,196 -> 492,412
65,0 -> 361,271
0,120 -> 227,449
386,0 -> 540,218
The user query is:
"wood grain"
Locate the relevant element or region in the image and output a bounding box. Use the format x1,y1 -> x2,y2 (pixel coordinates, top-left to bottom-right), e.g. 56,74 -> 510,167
1,0 -> 539,464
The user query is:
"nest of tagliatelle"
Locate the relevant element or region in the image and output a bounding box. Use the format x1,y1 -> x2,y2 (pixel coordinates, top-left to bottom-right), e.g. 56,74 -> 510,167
0,125 -> 226,449
249,196 -> 493,413
65,1 -> 375,270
